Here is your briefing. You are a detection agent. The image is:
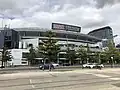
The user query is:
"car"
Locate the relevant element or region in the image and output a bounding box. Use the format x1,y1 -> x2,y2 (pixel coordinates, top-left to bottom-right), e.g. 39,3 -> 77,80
94,63 -> 104,68
82,63 -> 104,69
0,65 -> 5,68
52,63 -> 59,67
82,63 -> 96,68
62,63 -> 70,66
39,64 -> 54,70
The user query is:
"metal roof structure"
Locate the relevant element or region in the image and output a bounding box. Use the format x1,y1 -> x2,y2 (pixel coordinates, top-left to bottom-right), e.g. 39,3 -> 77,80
14,27 -> 101,42
88,26 -> 112,35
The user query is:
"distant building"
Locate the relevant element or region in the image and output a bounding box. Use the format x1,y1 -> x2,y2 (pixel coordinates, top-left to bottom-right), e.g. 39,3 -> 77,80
0,28 -> 19,49
88,26 -> 113,47
1,24 -> 114,66
13,25 -> 102,65
7,49 -> 29,66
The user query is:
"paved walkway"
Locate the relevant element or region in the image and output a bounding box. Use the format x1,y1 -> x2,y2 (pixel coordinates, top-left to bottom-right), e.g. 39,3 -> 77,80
1,68 -> 120,90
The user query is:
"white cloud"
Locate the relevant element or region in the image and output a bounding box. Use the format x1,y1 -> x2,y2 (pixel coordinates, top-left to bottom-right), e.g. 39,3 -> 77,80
0,0 -> 120,44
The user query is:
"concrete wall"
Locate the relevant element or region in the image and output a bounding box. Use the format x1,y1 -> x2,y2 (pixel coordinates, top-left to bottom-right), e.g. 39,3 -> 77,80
19,38 -> 39,49
8,49 -> 29,66
0,31 -> 4,49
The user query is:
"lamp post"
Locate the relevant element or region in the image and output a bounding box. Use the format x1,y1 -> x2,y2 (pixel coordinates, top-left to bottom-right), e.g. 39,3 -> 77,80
98,53 -> 101,64
57,53 -> 59,64
111,56 -> 114,68
1,31 -> 7,68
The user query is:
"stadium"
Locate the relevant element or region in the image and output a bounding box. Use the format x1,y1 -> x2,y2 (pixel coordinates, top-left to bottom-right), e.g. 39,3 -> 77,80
88,26 -> 113,47
0,23 -> 113,66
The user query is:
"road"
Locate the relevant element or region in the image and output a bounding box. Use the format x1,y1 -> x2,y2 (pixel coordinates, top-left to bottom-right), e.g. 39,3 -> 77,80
1,64 -> 120,71
1,69 -> 120,90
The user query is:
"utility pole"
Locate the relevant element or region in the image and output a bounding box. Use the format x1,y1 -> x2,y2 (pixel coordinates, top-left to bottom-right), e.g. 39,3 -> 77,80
1,26 -> 8,68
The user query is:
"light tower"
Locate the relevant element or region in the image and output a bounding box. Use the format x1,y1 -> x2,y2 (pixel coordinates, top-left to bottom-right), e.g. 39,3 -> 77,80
0,13 -> 15,29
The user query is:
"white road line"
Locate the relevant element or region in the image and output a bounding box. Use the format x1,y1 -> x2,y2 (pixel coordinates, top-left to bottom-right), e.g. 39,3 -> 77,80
85,72 -> 120,81
29,79 -> 35,88
92,74 -> 111,78
85,73 -> 111,78
109,78 -> 120,80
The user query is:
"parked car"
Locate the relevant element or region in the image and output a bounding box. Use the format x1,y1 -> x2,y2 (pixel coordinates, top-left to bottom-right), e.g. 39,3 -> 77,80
0,65 -> 5,68
62,63 -> 70,66
39,64 -> 54,70
83,63 -> 96,68
52,63 -> 59,67
82,63 -> 104,69
94,63 -> 104,69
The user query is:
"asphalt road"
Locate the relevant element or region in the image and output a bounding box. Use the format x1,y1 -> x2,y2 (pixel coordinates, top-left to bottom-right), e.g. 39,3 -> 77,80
1,64 -> 120,71
1,69 -> 120,90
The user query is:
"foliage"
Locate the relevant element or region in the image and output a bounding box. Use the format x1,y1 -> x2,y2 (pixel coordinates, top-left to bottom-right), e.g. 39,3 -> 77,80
103,40 -> 120,67
27,46 -> 36,65
92,52 -> 100,63
66,47 -> 77,65
1,47 -> 12,67
77,45 -> 88,64
37,31 -> 60,64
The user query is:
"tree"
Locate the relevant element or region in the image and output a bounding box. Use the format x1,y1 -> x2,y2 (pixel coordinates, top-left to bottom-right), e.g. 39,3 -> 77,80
66,47 -> 77,65
27,46 -> 36,66
103,40 -> 120,67
77,45 -> 88,65
92,52 -> 101,63
37,31 -> 60,70
1,47 -> 12,67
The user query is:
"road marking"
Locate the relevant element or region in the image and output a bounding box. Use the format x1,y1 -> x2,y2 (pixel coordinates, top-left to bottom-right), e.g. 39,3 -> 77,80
29,79 -> 35,88
85,73 -> 111,78
109,78 -> 120,80
85,72 -> 120,81
92,74 -> 111,78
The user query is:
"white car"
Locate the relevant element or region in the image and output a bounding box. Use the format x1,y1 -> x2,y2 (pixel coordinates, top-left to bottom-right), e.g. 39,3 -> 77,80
83,63 -> 104,69
52,63 -> 59,67
83,63 -> 96,68
96,64 -> 104,68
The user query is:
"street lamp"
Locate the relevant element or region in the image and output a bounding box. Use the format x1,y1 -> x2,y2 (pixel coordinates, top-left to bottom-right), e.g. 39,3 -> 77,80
111,56 -> 114,68
57,53 -> 59,64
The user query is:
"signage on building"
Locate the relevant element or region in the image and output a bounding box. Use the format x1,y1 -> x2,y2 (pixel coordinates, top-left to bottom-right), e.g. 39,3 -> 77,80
52,23 -> 81,32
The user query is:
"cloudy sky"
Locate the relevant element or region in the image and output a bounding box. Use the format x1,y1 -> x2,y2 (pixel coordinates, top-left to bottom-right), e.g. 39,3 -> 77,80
0,0 -> 120,44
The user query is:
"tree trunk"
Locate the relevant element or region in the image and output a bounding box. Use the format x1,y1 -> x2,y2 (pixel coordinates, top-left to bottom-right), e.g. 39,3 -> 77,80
28,61 -> 31,66
1,61 -> 4,68
49,64 -> 51,71
4,61 -> 6,67
69,60 -> 71,65
49,57 -> 51,71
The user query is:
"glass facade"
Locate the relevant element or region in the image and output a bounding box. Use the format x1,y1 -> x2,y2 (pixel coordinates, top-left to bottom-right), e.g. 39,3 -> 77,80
88,26 -> 113,40
18,30 -> 101,43
88,26 -> 113,47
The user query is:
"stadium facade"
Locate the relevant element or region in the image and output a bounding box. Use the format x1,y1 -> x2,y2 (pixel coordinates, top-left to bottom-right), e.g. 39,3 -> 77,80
0,23 -> 113,66
88,26 -> 113,47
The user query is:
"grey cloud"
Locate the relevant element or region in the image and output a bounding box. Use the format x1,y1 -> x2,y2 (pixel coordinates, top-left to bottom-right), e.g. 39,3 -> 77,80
0,0 -> 96,17
0,0 -> 120,36
0,0 -> 46,17
95,0 -> 120,8
83,20 -> 107,28
0,0 -> 15,10
1,0 -> 119,18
